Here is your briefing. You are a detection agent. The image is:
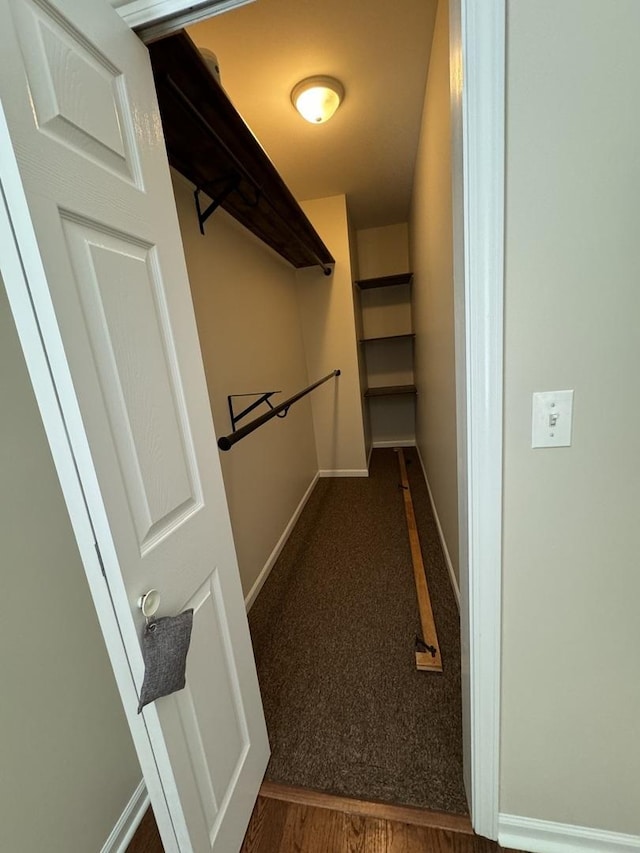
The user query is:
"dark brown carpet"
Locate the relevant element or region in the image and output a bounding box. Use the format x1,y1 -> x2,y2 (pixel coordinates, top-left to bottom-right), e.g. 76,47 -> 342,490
248,448 -> 467,814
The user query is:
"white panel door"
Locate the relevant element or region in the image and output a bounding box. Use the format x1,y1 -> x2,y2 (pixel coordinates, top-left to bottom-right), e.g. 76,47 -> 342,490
0,0 -> 269,850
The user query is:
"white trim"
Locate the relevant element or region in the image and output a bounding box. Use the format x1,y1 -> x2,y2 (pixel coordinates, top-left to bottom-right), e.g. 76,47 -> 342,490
113,0 -> 254,39
101,780 -> 149,853
415,447 -> 460,607
498,814 -> 640,853
245,472 -> 319,611
371,439 -> 416,448
319,469 -> 369,478
457,0 -> 505,840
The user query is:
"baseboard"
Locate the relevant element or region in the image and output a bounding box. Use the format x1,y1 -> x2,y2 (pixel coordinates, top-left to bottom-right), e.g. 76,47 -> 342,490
101,779 -> 148,853
245,471 -> 320,611
319,469 -> 369,478
371,439 -> 416,448
415,446 -> 460,608
498,814 -> 640,853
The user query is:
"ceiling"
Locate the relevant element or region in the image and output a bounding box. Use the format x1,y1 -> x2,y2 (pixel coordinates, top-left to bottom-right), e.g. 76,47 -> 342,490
188,0 -> 437,230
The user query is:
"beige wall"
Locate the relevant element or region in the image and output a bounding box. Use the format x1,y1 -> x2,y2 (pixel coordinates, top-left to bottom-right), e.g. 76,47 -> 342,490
173,174 -> 318,597
501,0 -> 640,834
409,0 -> 459,579
296,195 -> 368,475
356,224 -> 409,280
0,281 -> 140,851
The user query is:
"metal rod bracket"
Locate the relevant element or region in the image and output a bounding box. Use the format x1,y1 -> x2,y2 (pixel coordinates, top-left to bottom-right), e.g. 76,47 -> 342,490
218,369 -> 340,451
227,391 -> 282,432
415,636 -> 437,658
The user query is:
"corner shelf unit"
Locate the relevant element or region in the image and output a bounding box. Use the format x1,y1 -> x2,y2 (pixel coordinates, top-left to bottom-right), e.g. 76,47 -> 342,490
355,272 -> 416,445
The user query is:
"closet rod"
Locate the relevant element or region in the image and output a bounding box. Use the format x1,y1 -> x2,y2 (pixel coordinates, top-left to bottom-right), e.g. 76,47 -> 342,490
218,370 -> 341,451
165,76 -> 334,276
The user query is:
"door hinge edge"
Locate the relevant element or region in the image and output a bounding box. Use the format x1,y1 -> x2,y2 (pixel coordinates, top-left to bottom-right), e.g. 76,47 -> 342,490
94,542 -> 106,578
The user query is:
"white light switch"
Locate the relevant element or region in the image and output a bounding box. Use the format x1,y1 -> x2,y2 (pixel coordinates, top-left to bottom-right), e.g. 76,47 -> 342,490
532,390 -> 574,448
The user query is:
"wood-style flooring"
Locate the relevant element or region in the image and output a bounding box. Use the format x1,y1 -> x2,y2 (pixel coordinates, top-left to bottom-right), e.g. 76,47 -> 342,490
126,806 -> 163,853
241,797 -> 517,852
127,786 -> 521,853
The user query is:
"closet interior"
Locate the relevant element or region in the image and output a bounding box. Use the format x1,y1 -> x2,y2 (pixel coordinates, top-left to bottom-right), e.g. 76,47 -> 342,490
147,0 -> 463,819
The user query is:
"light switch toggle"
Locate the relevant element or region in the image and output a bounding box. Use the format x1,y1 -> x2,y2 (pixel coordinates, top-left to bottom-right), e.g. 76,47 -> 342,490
532,390 -> 574,447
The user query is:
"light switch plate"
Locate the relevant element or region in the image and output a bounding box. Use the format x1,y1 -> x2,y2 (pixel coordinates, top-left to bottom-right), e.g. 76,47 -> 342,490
532,390 -> 574,448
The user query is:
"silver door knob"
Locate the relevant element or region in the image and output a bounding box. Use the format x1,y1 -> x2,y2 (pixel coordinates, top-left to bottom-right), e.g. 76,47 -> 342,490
137,589 -> 161,621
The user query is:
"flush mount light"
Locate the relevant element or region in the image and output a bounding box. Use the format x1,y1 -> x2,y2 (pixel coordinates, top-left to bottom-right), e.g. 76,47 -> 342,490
291,76 -> 344,124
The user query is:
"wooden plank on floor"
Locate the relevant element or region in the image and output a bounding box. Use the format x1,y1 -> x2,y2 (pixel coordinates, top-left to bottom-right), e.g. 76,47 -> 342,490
259,782 -> 471,833
397,449 -> 443,672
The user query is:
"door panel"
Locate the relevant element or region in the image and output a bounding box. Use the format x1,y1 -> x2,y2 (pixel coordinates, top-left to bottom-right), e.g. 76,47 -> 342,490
61,215 -> 202,548
176,571 -> 250,833
0,0 -> 269,850
12,0 -> 143,183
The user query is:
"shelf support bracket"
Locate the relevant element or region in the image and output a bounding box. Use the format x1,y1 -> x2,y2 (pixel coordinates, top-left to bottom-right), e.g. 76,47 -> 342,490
194,177 -> 240,235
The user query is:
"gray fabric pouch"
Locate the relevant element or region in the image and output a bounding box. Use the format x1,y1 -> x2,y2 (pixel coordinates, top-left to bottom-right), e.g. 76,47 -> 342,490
137,609 -> 194,714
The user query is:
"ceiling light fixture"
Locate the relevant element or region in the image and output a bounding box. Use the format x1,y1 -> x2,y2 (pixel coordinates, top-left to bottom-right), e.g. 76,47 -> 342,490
291,76 -> 344,124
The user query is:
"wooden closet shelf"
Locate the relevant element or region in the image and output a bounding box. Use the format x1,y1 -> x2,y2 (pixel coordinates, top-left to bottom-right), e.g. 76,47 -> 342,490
148,32 -> 334,272
364,384 -> 417,398
359,333 -> 415,344
355,272 -> 413,289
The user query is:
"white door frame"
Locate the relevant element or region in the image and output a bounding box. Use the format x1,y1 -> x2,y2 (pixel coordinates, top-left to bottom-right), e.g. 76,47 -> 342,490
112,0 -> 254,41
0,0 -> 507,842
454,0 -> 505,840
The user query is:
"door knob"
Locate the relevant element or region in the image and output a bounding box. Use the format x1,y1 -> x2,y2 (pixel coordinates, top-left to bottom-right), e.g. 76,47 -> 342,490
138,589 -> 161,622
